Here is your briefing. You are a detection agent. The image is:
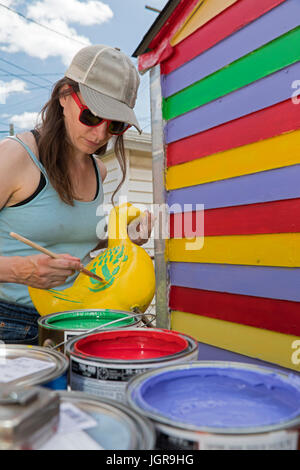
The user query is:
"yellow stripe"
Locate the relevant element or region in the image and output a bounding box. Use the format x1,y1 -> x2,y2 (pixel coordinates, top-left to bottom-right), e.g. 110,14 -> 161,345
166,129 -> 300,190
168,233 -> 300,267
171,311 -> 300,371
171,0 -> 239,46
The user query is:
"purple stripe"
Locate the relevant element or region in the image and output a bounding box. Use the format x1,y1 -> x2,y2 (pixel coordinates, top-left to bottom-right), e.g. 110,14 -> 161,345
170,262 -> 300,302
165,61 -> 300,144
195,342 -> 300,376
162,0 -> 300,98
167,165 -> 300,212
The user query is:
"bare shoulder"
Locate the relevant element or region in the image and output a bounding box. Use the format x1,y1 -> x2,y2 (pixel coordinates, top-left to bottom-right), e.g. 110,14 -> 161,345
0,132 -> 38,168
0,133 -> 38,208
0,135 -> 26,172
95,157 -> 107,182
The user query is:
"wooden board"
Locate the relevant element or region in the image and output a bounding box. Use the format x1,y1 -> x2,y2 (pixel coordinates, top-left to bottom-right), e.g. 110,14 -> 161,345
170,0 -> 240,46
168,233 -> 300,267
162,0 -> 287,74
163,27 -> 300,121
170,262 -> 300,302
171,311 -> 300,371
166,129 -> 300,190
169,199 -> 300,237
167,165 -> 300,211
163,0 -> 300,98
166,98 -> 300,166
170,286 -> 300,336
165,61 -> 300,144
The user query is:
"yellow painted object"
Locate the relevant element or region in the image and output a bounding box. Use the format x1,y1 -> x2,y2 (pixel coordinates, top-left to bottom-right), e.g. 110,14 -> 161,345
168,233 -> 300,267
170,0 -> 239,46
166,129 -> 300,190
171,310 -> 300,372
29,203 -> 156,316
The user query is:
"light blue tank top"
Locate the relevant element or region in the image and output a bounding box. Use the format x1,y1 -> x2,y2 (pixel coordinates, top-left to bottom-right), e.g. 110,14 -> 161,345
0,136 -> 106,307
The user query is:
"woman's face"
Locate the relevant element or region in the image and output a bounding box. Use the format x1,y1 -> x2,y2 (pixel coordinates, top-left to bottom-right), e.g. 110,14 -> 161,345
59,86 -> 112,156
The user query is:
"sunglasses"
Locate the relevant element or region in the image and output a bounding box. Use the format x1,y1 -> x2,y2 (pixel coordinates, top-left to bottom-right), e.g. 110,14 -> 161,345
70,90 -> 131,135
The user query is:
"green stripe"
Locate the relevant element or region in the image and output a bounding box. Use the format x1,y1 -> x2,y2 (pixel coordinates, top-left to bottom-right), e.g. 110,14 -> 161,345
163,27 -> 300,121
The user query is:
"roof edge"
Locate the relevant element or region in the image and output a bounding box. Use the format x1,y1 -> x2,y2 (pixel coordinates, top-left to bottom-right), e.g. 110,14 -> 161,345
132,0 -> 181,57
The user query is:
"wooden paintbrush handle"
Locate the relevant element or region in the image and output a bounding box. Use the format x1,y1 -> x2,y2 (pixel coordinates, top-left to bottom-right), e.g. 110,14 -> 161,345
9,232 -> 104,283
10,232 -> 60,259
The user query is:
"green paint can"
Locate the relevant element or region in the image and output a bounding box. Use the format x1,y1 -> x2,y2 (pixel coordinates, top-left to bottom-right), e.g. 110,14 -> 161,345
38,309 -> 141,353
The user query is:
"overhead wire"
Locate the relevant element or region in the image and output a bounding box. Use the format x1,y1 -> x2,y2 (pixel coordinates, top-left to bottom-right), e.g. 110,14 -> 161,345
0,66 -> 50,90
0,73 -> 63,78
0,58 -> 54,85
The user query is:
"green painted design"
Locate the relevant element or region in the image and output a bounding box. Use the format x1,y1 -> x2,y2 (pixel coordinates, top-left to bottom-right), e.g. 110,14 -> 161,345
88,278 -> 114,292
102,263 -> 112,280
112,266 -> 120,276
52,295 -> 82,304
163,27 -> 300,121
87,244 -> 129,293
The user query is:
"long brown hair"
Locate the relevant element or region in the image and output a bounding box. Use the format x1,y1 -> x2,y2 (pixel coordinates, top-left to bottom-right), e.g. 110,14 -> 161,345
36,77 -> 127,206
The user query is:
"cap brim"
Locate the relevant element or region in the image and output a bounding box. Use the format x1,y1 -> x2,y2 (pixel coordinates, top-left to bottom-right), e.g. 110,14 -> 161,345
79,83 -> 142,134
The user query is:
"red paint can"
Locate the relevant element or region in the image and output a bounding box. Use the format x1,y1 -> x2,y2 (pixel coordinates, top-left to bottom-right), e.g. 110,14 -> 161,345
66,328 -> 198,403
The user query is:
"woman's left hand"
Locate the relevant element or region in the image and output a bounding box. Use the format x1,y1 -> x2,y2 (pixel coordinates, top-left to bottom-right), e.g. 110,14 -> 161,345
127,210 -> 154,246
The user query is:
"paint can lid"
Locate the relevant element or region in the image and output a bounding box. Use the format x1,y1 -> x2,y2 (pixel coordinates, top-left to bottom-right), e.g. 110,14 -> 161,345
0,385 -> 59,450
38,391 -> 155,450
0,344 -> 68,387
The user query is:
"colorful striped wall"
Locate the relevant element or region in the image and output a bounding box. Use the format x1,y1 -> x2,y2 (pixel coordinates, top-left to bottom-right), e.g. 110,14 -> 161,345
139,0 -> 300,371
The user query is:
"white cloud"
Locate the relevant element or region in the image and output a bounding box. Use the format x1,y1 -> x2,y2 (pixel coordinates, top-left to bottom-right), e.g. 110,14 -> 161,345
10,111 -> 41,130
27,0 -> 113,26
0,79 -> 28,104
0,1 -> 113,65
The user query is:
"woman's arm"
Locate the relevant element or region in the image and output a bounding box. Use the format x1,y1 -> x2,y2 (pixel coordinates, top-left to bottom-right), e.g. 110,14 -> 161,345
0,139 -> 82,288
0,253 -> 82,289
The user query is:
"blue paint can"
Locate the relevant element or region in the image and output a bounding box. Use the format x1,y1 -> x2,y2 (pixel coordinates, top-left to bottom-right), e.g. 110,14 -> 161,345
126,361 -> 300,450
0,344 -> 69,390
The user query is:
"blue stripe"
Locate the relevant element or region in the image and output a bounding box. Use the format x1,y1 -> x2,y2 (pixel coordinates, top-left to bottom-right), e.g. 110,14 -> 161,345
165,61 -> 300,144
167,165 -> 300,212
170,262 -> 300,302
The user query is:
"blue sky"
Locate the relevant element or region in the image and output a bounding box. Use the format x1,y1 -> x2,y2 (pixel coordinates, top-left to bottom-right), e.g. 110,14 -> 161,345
0,0 -> 168,137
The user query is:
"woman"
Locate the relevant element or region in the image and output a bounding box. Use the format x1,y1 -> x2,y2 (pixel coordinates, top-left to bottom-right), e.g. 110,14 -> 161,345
0,45 -> 152,344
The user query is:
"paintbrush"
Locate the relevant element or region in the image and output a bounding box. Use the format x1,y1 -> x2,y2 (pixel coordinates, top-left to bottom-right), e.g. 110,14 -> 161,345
10,232 -> 105,283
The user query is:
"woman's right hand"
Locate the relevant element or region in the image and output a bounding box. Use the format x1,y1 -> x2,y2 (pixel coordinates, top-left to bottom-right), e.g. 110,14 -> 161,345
11,254 -> 82,289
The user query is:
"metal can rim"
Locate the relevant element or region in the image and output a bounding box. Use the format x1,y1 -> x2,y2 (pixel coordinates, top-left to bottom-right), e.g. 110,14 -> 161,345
125,360 -> 300,436
57,390 -> 156,450
38,309 -> 139,331
66,328 -> 198,365
0,345 -> 69,387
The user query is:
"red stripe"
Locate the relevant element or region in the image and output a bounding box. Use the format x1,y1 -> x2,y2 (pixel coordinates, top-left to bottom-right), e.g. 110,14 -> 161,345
161,0 -> 286,75
170,199 -> 300,238
169,286 -> 300,336
166,98 -> 300,167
